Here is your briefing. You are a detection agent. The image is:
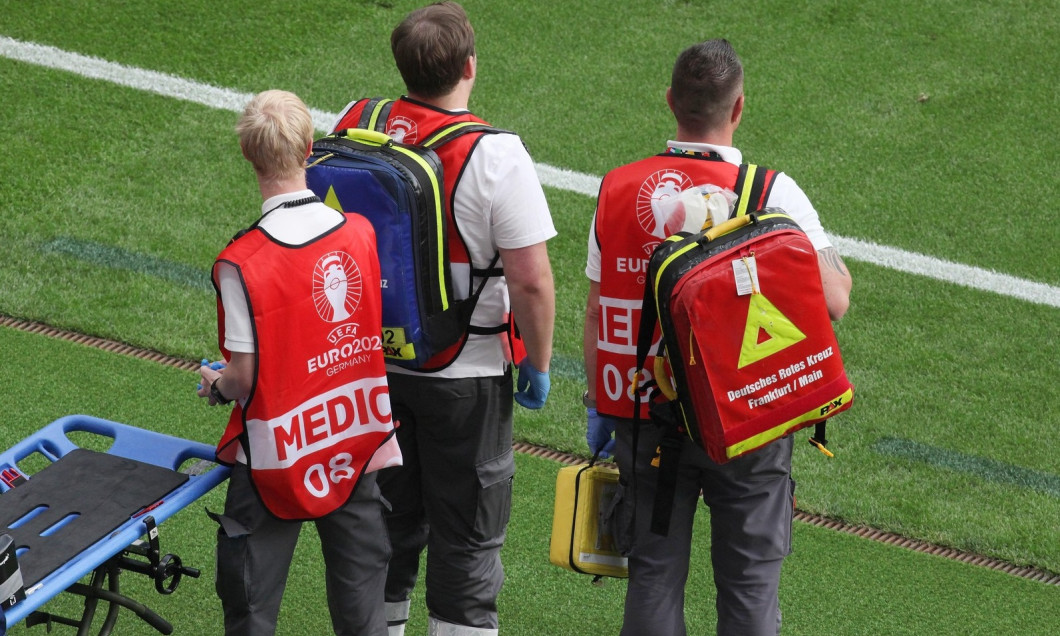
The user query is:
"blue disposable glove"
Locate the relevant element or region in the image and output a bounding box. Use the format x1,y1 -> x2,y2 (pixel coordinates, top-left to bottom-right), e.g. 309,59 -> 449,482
514,358 -> 550,409
196,358 -> 227,391
586,408 -> 617,459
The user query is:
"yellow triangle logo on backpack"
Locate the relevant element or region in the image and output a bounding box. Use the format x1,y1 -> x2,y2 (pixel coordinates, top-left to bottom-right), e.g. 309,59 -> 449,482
323,185 -> 343,212
737,293 -> 806,368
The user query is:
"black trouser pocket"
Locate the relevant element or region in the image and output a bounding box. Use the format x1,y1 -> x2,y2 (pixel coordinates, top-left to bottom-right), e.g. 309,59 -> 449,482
473,448 -> 515,540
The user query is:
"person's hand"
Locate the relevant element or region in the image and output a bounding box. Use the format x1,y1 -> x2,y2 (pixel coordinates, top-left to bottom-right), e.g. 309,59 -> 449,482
586,408 -> 616,459
197,359 -> 226,400
196,359 -> 226,389
514,358 -> 550,409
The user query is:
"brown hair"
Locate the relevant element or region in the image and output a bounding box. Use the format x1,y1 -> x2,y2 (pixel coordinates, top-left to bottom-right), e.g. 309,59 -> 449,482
391,1 -> 475,98
670,39 -> 744,136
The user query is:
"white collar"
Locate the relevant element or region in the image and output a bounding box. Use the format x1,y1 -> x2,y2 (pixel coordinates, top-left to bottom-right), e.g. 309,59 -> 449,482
666,140 -> 743,165
260,189 -> 316,217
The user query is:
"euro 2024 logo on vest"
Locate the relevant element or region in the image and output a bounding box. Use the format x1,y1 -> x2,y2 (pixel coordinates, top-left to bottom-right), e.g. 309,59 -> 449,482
637,169 -> 694,243
314,252 -> 362,326
386,116 -> 417,143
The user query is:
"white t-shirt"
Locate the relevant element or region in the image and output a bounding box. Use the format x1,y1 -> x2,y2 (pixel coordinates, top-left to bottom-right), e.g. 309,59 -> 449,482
586,140 -> 831,282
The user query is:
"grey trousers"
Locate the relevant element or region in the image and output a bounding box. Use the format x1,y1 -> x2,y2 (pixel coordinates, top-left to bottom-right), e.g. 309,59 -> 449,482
613,419 -> 795,636
212,464 -> 390,636
380,372 -> 515,630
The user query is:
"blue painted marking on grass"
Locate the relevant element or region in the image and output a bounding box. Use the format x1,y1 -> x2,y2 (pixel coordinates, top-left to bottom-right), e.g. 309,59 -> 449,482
549,353 -> 584,381
40,236 -> 591,379
41,237 -> 212,292
35,234 -> 588,377
37,234 -> 589,378
873,437 -> 1060,498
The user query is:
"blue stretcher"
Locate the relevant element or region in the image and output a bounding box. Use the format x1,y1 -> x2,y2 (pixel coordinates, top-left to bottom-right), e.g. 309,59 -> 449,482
0,415 -> 230,634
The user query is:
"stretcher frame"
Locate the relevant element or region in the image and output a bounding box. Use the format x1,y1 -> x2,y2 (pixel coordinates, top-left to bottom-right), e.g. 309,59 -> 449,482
0,415 -> 230,634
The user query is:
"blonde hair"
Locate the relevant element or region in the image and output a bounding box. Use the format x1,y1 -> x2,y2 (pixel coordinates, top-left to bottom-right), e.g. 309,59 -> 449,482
235,90 -> 314,180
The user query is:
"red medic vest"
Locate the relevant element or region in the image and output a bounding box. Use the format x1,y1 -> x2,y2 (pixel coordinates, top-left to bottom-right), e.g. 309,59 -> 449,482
592,152 -> 776,419
332,96 -> 520,369
213,213 -> 397,520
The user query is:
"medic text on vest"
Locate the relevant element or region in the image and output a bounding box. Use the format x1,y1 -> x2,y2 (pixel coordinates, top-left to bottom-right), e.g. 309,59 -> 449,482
598,296 -> 642,355
273,383 -> 391,463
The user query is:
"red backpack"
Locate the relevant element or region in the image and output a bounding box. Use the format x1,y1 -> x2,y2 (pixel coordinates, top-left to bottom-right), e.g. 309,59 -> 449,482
634,165 -> 854,534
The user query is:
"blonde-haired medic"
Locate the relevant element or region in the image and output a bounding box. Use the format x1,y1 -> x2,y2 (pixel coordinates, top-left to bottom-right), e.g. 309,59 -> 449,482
197,89 -> 401,636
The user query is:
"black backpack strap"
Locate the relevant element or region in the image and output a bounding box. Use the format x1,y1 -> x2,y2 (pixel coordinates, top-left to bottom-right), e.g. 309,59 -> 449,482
470,261 -> 504,278
421,122 -> 510,149
733,163 -> 762,217
634,264 -> 660,387
732,163 -> 777,217
355,97 -> 395,132
424,122 -> 509,335
229,219 -> 263,245
631,250 -> 685,537
649,402 -> 685,537
809,421 -> 833,457
463,252 -> 507,335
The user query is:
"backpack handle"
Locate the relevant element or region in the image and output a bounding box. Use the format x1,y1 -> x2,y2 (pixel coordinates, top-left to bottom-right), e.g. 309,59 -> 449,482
334,128 -> 392,146
653,355 -> 678,400
702,213 -> 754,242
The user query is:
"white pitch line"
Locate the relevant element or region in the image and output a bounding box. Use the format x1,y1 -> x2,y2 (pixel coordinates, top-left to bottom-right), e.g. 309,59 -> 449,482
3,35 -> 1058,309
0,35 -> 335,134
829,236 -> 1060,308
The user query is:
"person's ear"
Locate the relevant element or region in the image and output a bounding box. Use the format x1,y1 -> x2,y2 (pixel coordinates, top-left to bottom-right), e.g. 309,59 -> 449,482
464,54 -> 476,80
731,93 -> 744,126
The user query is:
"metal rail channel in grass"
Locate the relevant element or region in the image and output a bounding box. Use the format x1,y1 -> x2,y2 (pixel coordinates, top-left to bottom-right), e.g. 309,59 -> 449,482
3,313 -> 1058,587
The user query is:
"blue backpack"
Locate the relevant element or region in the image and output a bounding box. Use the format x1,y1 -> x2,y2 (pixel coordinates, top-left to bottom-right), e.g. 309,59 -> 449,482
306,108 -> 504,371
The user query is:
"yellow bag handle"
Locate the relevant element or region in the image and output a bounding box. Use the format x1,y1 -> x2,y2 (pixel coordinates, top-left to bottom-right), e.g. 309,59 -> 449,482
703,214 -> 753,242
653,356 -> 678,401
335,128 -> 392,146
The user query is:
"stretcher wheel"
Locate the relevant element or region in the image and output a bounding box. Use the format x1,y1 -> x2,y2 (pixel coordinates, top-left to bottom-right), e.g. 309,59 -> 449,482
155,553 -> 199,595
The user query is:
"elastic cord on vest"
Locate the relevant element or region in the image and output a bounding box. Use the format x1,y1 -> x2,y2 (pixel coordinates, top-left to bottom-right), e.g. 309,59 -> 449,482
231,195 -> 323,243
262,195 -> 322,216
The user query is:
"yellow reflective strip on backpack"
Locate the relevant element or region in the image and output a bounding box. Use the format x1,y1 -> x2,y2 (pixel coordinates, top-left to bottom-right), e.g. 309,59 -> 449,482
754,211 -> 793,224
652,236 -> 699,343
365,99 -> 393,132
734,164 -> 758,217
384,144 -> 449,312
725,388 -> 854,458
422,121 -> 482,147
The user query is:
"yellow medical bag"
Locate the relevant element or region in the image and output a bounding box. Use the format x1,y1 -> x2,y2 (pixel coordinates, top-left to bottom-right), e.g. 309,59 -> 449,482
548,461 -> 628,579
